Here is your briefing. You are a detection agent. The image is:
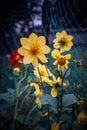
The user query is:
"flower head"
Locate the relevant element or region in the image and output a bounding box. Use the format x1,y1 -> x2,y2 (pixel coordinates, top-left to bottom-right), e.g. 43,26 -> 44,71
18,33 -> 51,67
13,67 -> 20,74
9,49 -> 23,67
77,112 -> 87,125
51,49 -> 71,71
30,83 -> 43,96
51,122 -> 60,130
33,64 -> 52,82
53,30 -> 73,53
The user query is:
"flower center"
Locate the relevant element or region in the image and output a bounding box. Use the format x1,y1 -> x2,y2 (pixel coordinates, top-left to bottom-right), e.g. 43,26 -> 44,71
40,70 -> 45,76
59,37 -> 66,45
58,57 -> 66,65
30,45 -> 39,55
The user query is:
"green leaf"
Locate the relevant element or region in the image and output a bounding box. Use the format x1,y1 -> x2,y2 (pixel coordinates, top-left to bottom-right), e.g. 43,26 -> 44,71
63,94 -> 76,107
41,94 -> 57,108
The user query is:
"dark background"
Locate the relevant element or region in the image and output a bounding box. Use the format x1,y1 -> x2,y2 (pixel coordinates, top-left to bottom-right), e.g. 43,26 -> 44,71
0,0 -> 87,55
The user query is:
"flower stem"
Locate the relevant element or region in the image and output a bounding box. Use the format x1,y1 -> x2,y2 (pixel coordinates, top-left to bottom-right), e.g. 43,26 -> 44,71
37,67 -> 44,88
57,71 -> 63,120
47,105 -> 51,130
14,65 -> 27,120
22,96 -> 36,125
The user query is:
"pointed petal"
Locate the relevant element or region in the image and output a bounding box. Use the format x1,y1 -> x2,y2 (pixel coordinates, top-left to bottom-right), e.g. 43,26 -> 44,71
37,36 -> 46,45
40,45 -> 51,54
56,32 -> 61,38
53,43 -> 60,49
23,55 -> 33,64
64,54 -> 71,59
32,57 -> 39,67
53,60 -> 58,65
28,33 -> 38,44
61,66 -> 65,72
18,47 -> 29,56
67,36 -> 73,41
62,30 -> 67,36
58,65 -> 61,71
53,39 -> 58,43
38,54 -> 48,63
20,38 -> 30,49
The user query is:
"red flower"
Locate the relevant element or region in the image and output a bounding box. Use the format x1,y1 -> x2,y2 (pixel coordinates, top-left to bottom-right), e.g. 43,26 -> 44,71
9,49 -> 23,67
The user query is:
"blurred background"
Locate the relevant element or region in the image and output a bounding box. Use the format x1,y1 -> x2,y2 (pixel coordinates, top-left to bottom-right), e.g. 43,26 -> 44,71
0,0 -> 87,93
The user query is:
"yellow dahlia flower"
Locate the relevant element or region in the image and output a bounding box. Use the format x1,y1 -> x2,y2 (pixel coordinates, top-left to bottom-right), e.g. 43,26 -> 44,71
33,64 -> 52,82
51,49 -> 71,71
30,83 -> 43,96
53,30 -> 73,53
51,122 -> 60,130
77,112 -> 87,125
18,33 -> 51,67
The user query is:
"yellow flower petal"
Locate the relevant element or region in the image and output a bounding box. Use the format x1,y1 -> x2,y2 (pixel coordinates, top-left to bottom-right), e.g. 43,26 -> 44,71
67,36 -> 73,41
37,36 -> 46,45
53,60 -> 58,65
18,47 -> 29,56
56,32 -> 61,38
53,39 -> 59,44
38,54 -> 48,63
45,78 -> 54,87
40,45 -> 51,54
23,55 -> 33,64
58,65 -> 61,71
28,33 -> 38,44
53,43 -> 60,49
51,87 -> 58,97
62,30 -> 67,36
51,49 -> 60,59
32,57 -> 39,67
20,38 -> 30,49
64,54 -> 71,59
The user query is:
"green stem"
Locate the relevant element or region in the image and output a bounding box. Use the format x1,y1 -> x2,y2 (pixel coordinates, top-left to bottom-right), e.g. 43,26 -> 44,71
18,84 -> 29,97
27,105 -> 37,118
47,105 -> 51,130
56,87 -> 60,121
14,65 -> 27,120
22,96 -> 36,125
18,90 -> 31,111
57,71 -> 63,120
